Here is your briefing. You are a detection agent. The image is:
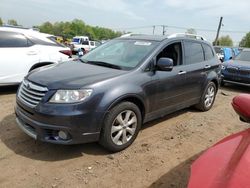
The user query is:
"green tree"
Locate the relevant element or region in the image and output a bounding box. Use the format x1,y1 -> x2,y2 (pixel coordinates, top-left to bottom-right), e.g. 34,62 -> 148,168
7,19 -> 18,26
38,19 -> 122,40
0,18 -> 3,26
39,22 -> 54,34
186,28 -> 197,35
239,32 -> 250,47
217,35 -> 233,46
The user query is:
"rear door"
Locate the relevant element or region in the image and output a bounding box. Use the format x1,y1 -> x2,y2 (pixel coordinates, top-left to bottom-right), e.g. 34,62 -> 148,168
182,40 -> 207,101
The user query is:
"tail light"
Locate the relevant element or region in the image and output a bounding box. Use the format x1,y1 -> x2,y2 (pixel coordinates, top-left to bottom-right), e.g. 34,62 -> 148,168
60,50 -> 72,57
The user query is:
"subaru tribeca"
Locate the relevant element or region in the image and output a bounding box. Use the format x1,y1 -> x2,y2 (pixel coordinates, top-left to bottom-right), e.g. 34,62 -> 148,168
15,34 -> 221,152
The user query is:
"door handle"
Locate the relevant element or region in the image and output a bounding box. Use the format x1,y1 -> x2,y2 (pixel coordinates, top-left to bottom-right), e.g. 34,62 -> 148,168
27,51 -> 38,55
205,65 -> 211,69
178,71 -> 187,75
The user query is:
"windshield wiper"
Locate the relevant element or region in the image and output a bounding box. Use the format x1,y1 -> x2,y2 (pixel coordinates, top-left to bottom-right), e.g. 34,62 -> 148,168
78,58 -> 87,63
86,61 -> 122,70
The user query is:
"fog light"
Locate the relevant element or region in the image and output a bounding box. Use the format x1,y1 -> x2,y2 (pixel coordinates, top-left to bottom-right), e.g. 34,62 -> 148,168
58,131 -> 68,140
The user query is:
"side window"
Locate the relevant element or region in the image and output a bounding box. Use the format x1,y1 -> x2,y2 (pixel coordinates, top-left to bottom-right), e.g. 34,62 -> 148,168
156,42 -> 183,66
184,41 -> 204,65
0,31 -> 29,48
203,44 -> 214,60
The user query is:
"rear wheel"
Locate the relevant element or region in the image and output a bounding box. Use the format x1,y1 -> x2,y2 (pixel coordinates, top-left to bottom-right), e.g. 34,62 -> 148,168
99,102 -> 142,152
196,82 -> 217,111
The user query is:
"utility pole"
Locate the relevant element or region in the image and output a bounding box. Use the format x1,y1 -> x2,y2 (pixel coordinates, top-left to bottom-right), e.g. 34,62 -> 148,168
153,25 -> 155,35
214,17 -> 223,45
162,25 -> 166,35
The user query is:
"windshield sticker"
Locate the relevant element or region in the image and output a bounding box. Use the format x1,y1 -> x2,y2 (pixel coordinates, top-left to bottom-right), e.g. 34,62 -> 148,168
134,41 -> 152,46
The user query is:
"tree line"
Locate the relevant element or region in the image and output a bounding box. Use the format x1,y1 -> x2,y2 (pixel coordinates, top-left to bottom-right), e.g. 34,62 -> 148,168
0,18 -> 122,41
1,17 -> 250,47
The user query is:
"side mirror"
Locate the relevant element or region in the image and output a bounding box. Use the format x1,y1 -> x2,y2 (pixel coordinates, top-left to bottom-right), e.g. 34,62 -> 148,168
156,58 -> 173,71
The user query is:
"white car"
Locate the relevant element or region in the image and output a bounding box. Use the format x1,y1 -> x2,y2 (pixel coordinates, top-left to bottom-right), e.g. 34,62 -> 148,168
0,27 -> 72,86
70,36 -> 101,54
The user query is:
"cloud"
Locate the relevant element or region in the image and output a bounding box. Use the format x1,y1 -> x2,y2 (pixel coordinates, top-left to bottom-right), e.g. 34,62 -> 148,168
72,0 -> 145,21
164,0 -> 250,20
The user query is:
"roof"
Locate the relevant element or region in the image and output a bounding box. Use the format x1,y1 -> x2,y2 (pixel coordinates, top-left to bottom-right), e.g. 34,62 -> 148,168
120,34 -> 169,42
242,48 -> 250,51
119,33 -> 207,42
0,26 -> 55,44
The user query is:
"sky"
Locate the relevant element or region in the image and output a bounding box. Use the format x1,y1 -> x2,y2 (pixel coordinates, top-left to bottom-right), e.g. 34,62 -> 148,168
1,0 -> 250,45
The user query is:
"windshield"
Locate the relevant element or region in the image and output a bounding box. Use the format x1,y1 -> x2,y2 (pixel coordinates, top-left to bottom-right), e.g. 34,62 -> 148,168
81,39 -> 158,70
72,38 -> 80,43
235,51 -> 250,62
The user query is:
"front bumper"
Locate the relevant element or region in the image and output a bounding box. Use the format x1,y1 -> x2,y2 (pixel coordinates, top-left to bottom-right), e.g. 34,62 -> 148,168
15,101 -> 103,145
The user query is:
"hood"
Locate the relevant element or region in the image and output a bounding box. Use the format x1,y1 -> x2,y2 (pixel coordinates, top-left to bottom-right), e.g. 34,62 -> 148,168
188,128 -> 250,188
27,61 -> 126,89
224,60 -> 250,68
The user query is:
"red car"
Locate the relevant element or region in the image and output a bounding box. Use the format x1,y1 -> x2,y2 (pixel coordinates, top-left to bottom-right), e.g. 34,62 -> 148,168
188,94 -> 250,188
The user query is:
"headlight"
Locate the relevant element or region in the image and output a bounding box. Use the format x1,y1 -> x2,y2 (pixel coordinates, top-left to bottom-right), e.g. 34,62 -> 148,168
50,89 -> 93,103
221,65 -> 226,70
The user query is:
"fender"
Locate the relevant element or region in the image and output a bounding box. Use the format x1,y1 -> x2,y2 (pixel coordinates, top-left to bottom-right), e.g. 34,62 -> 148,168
29,62 -> 56,72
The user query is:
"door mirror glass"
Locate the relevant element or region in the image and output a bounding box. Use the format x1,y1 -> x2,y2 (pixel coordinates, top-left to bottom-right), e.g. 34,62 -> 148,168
156,58 -> 173,71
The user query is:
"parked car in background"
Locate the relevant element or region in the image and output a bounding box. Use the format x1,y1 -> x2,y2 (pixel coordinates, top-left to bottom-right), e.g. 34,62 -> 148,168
214,46 -> 240,62
15,33 -> 221,152
214,46 -> 225,62
70,36 -> 101,54
0,27 -> 72,86
221,48 -> 250,86
188,94 -> 250,188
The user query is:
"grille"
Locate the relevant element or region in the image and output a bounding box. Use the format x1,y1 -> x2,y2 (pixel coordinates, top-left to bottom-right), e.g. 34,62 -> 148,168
18,80 -> 48,108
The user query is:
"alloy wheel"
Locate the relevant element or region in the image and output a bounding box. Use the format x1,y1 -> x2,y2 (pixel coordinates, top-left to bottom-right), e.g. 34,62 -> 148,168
111,110 -> 137,146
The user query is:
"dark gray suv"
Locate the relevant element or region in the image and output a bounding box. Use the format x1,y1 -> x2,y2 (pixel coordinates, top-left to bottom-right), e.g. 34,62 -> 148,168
15,34 -> 221,152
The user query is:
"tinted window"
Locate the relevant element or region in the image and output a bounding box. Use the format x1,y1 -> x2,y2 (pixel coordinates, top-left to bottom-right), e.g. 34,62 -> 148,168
0,31 -> 30,48
235,51 -> 250,62
184,41 -> 204,64
203,44 -> 214,60
27,36 -> 61,47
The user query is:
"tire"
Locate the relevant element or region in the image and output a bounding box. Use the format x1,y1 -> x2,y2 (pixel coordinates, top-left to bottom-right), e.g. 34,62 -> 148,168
99,102 -> 142,152
195,82 -> 217,112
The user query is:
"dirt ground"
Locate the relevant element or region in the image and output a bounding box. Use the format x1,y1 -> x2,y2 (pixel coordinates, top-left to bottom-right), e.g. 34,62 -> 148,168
0,85 -> 249,188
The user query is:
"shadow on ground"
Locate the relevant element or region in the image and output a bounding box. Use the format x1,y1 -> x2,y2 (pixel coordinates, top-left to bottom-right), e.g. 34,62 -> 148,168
221,84 -> 250,93
0,114 -> 109,161
149,152 -> 202,188
0,85 -> 19,95
0,107 -> 196,161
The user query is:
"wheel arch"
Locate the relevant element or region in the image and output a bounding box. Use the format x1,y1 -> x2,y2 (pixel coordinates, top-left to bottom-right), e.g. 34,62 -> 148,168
29,62 -> 56,72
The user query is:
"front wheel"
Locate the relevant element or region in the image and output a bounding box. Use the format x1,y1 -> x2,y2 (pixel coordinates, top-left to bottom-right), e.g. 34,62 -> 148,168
99,102 -> 142,152
195,82 -> 217,111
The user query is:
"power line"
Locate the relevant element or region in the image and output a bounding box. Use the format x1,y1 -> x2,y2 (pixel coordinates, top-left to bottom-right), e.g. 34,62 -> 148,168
113,25 -> 249,34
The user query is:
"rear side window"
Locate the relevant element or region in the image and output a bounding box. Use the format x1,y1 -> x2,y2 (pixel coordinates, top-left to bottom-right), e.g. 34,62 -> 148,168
184,41 -> 204,65
203,44 -> 214,60
28,36 -> 64,47
0,31 -> 32,48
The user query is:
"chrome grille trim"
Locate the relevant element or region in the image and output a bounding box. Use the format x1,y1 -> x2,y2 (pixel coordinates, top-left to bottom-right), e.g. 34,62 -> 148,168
18,80 -> 48,108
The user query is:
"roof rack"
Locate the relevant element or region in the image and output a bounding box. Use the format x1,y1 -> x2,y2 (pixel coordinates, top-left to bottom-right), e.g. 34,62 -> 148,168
120,33 -> 146,38
168,33 -> 206,41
